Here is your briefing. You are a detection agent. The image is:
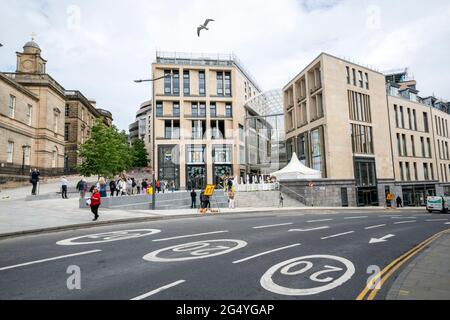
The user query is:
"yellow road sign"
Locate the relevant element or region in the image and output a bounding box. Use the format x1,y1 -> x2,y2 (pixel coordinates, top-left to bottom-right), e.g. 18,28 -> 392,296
204,184 -> 215,197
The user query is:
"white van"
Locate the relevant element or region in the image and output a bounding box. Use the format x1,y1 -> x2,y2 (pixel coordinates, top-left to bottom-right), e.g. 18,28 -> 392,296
426,196 -> 450,213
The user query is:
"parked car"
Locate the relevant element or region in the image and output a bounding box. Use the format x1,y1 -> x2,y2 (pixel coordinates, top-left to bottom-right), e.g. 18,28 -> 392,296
426,196 -> 450,213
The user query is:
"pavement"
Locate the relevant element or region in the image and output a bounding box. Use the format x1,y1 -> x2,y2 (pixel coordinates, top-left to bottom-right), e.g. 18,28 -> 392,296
0,208 -> 449,300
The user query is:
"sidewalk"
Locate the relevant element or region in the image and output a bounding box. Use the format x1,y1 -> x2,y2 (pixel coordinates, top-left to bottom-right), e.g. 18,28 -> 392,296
387,231 -> 450,300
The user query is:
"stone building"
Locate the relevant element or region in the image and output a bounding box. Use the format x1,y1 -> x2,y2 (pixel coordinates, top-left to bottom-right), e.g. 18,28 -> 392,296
0,39 -> 112,183
128,100 -> 152,165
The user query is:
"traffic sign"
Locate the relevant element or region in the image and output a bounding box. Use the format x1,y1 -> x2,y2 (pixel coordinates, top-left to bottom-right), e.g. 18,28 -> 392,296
204,184 -> 215,197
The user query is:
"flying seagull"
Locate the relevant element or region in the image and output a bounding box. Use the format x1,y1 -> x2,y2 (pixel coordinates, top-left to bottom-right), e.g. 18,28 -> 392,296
197,19 -> 215,37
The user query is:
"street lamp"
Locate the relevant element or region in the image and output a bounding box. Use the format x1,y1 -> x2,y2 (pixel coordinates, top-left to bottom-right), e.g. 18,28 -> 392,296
22,145 -> 27,175
134,72 -> 174,210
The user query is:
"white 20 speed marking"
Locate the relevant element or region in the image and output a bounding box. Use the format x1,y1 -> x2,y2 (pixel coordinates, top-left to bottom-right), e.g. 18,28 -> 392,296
260,255 -> 355,296
143,239 -> 247,262
57,229 -> 161,245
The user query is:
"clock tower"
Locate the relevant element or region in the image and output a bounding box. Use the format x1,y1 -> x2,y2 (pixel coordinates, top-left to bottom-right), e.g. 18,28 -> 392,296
16,36 -> 47,74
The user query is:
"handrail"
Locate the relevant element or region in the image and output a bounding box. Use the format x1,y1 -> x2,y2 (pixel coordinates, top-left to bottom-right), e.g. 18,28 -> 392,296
278,182 -> 308,206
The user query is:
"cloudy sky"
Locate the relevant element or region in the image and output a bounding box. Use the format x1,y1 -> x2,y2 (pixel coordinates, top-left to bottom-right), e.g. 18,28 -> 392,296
1,0 -> 450,131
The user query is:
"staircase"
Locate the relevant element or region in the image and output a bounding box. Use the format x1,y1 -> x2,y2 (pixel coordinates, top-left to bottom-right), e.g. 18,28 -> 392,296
234,191 -> 305,208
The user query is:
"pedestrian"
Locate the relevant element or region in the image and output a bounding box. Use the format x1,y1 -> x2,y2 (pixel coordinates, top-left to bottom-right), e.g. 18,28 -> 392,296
200,191 -> 206,209
228,189 -> 235,209
227,178 -> 233,192
279,192 -> 284,208
119,178 -> 127,196
109,179 -> 117,197
76,176 -> 87,199
136,179 -> 142,194
160,180 -> 166,194
89,186 -> 101,221
131,178 -> 137,195
30,168 -> 40,195
98,177 -> 107,198
61,176 -> 68,199
126,177 -> 133,195
156,180 -> 161,193
190,189 -> 197,208
142,179 -> 148,194
396,196 -> 403,208
171,180 -> 175,192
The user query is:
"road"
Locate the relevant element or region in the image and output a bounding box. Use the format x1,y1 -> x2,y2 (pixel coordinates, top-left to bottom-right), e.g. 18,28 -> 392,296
0,209 -> 449,300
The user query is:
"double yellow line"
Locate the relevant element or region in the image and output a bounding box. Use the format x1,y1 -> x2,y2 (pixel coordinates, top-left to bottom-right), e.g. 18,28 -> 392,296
356,228 -> 450,300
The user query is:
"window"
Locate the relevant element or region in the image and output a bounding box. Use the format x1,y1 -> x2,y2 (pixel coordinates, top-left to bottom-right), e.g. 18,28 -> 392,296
420,137 -> 425,157
239,145 -> 245,165
424,163 -> 429,180
191,103 -> 198,117
64,124 -> 69,141
414,162 -> 418,180
430,163 -> 434,180
400,106 -> 405,128
183,71 -> 190,95
52,148 -> 57,168
211,120 -> 225,139
297,133 -> 308,165
311,128 -> 324,173
405,162 -> 411,181
354,158 -> 376,187
8,95 -> 15,118
413,110 -> 417,130
156,102 -> 163,117
352,68 -> 356,86
348,91 -> 371,123
199,71 -> 206,95
411,136 -> 416,157
352,124 -> 374,154
213,145 -> 232,163
65,104 -> 70,117
81,108 -> 84,121
346,67 -> 350,84
199,103 -> 206,117
407,108 -> 411,129
402,134 -> 407,156
394,105 -> 399,127
27,104 -> 33,125
365,73 -> 369,89
358,71 -> 363,88
397,133 -> 401,155
210,103 -> 217,118
164,70 -> 171,95
224,72 -> 231,96
172,70 -> 179,96
427,138 -> 431,158
435,116 -> 439,135
239,124 -> 244,142
399,162 -> 404,181
164,120 -> 180,139
173,102 -> 180,117
217,72 -> 224,96
191,120 -> 205,139
225,104 -> 232,117
186,145 -> 206,164
423,112 -> 429,132
54,112 -> 59,133
438,139 -> 442,159
7,141 -> 14,163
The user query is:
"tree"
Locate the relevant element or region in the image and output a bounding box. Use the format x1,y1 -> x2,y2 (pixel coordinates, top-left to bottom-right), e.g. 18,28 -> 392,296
77,119 -> 133,177
131,139 -> 149,168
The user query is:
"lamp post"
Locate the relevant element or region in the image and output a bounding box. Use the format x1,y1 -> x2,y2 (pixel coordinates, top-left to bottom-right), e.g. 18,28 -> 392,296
21,145 -> 27,176
134,72 -> 173,210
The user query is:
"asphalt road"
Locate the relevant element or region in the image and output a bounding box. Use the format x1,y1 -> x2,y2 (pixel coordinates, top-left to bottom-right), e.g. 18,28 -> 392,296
0,209 -> 449,300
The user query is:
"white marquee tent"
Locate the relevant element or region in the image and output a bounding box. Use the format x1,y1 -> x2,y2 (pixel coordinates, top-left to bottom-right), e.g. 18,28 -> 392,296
271,152 -> 322,181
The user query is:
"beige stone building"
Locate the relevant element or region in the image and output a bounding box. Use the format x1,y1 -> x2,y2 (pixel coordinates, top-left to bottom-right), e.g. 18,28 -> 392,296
0,39 -> 112,182
151,52 -> 261,189
283,54 -> 450,207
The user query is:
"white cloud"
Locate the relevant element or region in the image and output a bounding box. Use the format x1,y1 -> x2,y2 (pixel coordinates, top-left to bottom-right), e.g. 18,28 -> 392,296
1,0 -> 450,131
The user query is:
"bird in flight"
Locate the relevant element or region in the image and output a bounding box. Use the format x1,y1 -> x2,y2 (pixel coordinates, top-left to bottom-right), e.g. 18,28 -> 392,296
197,19 -> 215,37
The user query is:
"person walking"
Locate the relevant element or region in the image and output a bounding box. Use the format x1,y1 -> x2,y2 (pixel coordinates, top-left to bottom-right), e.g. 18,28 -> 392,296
89,187 -> 101,221
142,179 -> 148,194
279,192 -> 284,208
227,178 -> 233,192
76,176 -> 87,199
126,178 -> 133,196
30,168 -> 40,195
61,176 -> 69,199
136,179 -> 142,194
160,180 -> 166,194
156,180 -> 161,193
109,179 -> 117,197
171,180 -> 175,193
119,178 -> 127,196
190,189 -> 197,209
396,196 -> 403,208
98,177 -> 107,198
228,189 -> 236,209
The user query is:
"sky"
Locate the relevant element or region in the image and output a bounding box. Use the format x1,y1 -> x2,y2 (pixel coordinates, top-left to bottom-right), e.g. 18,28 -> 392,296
1,0 -> 450,131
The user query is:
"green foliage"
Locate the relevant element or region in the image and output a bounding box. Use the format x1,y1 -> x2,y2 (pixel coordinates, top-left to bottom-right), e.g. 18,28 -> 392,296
77,119 -> 134,177
131,138 -> 149,168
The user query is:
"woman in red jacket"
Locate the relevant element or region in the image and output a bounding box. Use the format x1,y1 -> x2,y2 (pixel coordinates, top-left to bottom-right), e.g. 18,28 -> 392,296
90,187 -> 101,221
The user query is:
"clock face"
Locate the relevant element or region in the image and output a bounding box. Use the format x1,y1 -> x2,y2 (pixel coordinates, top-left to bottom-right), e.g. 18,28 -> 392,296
22,60 -> 33,70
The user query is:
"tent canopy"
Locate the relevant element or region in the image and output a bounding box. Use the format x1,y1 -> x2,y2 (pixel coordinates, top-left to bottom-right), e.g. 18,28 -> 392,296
271,152 -> 322,181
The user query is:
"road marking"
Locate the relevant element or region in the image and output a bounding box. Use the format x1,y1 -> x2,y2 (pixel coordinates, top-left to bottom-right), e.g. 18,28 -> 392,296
253,223 -> 293,229
369,234 -> 395,244
152,231 -> 228,242
445,222 -> 450,225
233,243 -> 301,264
365,224 -> 386,230
289,226 -> 330,232
390,216 -> 416,219
130,280 -> 186,300
344,216 -> 368,220
379,215 -> 402,217
426,219 -> 448,222
57,229 -> 161,246
394,220 -> 417,225
321,231 -> 354,240
0,250 -> 101,271
356,228 -> 450,300
307,219 -> 333,223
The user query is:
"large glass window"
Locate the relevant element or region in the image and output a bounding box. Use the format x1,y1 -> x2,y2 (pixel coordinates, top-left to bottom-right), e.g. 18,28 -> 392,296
210,103 -> 217,118
173,102 -> 180,117
183,71 -> 190,95
191,120 -> 205,139
311,128 -> 323,173
423,112 -> 429,132
172,70 -> 179,96
297,133 -> 308,165
187,145 -> 206,164
225,104 -> 232,117
213,145 -> 232,163
354,158 -> 376,187
199,71 -> 206,96
224,72 -> 231,97
164,70 -> 171,95
217,72 -> 224,96
199,103 -> 206,117
156,102 -> 163,117
352,124 -> 373,154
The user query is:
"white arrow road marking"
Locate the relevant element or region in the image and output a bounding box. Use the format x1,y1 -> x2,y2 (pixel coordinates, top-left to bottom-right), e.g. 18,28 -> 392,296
152,231 -> 228,242
130,280 -> 186,300
289,226 -> 330,232
0,250 -> 101,271
426,219 -> 449,222
321,231 -> 354,240
394,220 -> 417,225
232,243 -> 301,264
307,219 -> 333,223
369,234 -> 395,244
365,224 -> 387,230
344,216 -> 368,220
253,223 -> 293,229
